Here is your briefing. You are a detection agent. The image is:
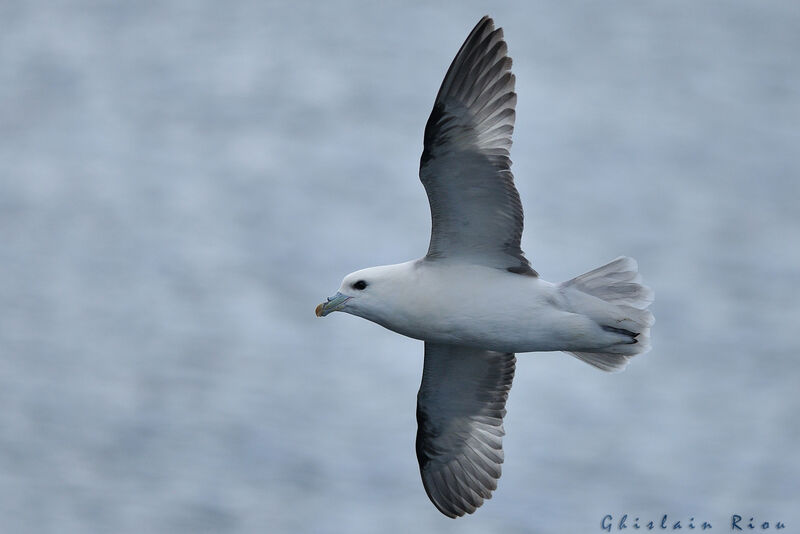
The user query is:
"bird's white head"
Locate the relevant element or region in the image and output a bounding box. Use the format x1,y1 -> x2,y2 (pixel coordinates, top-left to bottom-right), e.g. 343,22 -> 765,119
315,263 -> 414,323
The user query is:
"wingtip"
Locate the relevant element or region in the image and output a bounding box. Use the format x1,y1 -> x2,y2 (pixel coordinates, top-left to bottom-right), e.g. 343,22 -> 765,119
474,15 -> 497,36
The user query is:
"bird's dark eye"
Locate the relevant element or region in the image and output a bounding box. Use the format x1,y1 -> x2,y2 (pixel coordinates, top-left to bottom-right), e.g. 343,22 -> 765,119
352,280 -> 368,290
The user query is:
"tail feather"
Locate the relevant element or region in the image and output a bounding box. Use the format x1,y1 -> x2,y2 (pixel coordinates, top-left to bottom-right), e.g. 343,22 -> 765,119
560,257 -> 654,372
567,352 -> 631,373
561,257 -> 654,310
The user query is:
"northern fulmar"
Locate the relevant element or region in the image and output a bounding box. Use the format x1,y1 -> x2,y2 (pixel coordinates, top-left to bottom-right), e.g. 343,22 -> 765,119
315,15 -> 654,518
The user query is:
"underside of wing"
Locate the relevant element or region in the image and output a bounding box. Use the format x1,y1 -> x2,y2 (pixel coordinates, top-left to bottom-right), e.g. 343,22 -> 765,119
416,342 -> 516,517
420,16 -> 536,276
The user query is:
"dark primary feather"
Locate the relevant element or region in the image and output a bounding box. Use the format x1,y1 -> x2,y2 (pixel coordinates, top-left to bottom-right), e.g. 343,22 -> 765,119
420,16 -> 536,276
416,343 -> 516,518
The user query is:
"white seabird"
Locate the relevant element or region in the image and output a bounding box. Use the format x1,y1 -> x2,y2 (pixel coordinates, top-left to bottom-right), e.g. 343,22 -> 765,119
315,16 -> 654,518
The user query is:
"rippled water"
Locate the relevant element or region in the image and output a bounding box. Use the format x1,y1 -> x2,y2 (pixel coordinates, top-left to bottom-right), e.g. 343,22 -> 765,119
1,2 -> 799,532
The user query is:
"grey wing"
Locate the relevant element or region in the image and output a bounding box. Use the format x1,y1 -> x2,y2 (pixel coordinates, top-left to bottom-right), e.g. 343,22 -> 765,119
420,16 -> 536,276
416,342 -> 516,518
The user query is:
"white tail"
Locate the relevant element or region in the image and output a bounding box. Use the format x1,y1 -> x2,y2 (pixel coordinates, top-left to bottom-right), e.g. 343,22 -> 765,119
559,257 -> 655,372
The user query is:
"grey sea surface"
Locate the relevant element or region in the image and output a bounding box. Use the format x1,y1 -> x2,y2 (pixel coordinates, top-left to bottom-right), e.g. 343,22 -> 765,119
1,2 -> 799,533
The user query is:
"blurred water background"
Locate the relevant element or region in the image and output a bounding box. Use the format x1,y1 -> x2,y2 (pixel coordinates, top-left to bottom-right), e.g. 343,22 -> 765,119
1,1 -> 799,533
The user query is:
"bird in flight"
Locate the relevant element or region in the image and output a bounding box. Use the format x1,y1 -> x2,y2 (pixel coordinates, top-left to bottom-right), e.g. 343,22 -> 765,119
316,15 -> 654,518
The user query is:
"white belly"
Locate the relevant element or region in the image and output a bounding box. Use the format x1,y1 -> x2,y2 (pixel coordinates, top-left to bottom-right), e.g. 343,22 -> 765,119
376,262 -> 602,353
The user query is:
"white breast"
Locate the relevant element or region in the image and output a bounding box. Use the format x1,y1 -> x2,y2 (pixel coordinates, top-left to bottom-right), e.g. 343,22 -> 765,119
377,261 -> 572,352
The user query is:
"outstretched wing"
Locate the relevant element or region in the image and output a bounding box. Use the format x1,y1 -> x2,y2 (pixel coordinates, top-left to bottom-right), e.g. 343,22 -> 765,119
420,16 -> 536,276
416,342 -> 516,517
